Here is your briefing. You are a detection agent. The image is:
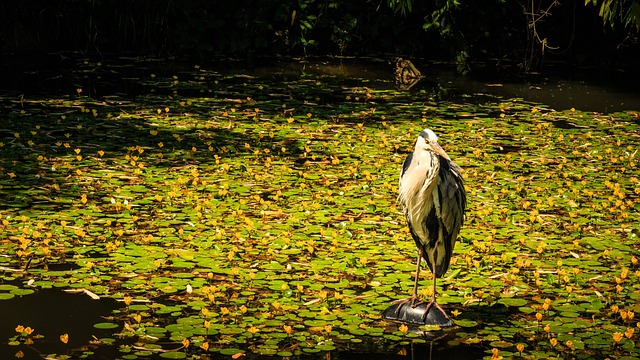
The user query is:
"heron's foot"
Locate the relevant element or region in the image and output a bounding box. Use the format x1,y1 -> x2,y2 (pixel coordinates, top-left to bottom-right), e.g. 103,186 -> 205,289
391,296 -> 425,313
422,300 -> 449,321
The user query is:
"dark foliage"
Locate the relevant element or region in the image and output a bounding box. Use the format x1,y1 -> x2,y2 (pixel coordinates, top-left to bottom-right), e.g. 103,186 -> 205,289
0,0 -> 638,73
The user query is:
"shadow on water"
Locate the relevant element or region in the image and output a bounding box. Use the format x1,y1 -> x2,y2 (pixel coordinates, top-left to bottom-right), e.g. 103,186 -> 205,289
0,284 -> 119,359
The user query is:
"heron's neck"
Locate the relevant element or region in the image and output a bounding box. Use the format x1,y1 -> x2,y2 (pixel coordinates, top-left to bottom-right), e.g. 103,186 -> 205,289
399,151 -> 440,216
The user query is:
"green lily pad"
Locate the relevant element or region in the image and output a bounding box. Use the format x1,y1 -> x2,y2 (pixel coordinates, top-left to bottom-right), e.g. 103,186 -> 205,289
94,322 -> 120,330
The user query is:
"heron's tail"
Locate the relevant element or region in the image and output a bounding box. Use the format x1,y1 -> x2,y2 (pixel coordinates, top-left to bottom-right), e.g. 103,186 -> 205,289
421,243 -> 451,278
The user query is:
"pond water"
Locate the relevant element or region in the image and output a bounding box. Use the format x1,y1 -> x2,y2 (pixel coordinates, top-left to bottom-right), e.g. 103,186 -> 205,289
1,53 -> 639,360
0,284 -> 119,359
438,69 -> 640,113
0,284 -> 486,359
3,54 -> 639,113
195,58 -> 640,113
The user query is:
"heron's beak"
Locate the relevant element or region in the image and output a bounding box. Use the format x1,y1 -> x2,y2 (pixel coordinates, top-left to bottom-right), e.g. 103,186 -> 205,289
432,143 -> 451,161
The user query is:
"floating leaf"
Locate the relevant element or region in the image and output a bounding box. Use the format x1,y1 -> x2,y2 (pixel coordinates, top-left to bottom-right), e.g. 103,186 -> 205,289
159,352 -> 187,359
93,322 -> 119,330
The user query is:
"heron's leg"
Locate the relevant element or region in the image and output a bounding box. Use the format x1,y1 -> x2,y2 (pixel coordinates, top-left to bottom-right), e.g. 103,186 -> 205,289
391,247 -> 423,313
432,261 -> 437,304
410,247 -> 423,306
430,247 -> 438,303
422,248 -> 449,320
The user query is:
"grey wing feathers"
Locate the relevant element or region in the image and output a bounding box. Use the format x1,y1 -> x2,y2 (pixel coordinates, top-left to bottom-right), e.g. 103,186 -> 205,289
439,162 -> 466,246
431,161 -> 465,277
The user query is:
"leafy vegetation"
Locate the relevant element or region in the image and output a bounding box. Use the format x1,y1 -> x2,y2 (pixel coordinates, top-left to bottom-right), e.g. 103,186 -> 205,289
585,0 -> 640,31
393,0 -> 640,31
1,59 -> 640,359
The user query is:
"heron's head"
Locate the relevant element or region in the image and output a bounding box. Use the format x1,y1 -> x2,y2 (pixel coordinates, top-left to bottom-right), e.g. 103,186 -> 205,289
415,128 -> 450,161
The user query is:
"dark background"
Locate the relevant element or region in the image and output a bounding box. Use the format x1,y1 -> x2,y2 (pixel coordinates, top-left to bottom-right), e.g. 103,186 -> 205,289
0,0 -> 638,81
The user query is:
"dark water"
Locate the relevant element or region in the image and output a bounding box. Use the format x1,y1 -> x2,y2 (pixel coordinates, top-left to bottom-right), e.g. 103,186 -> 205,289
264,59 -> 640,113
437,70 -> 640,113
0,286 -> 120,359
2,53 -> 639,113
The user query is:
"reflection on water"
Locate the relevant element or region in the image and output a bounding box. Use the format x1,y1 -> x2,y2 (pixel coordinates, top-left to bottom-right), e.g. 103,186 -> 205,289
338,329 -> 486,360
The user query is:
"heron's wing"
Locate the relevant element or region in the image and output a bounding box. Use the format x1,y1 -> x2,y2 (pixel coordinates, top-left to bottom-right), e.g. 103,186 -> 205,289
425,159 -> 465,276
437,160 -> 466,264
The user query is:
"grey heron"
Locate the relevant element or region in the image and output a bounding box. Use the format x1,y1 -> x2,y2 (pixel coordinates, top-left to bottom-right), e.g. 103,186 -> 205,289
397,128 -> 466,319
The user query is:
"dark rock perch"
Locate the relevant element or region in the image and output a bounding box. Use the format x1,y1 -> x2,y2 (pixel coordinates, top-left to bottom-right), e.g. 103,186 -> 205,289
382,301 -> 455,327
